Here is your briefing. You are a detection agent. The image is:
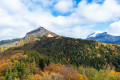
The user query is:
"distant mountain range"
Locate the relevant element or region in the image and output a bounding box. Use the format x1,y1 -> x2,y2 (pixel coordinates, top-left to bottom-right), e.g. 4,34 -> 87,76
86,31 -> 120,44
1,27 -> 120,48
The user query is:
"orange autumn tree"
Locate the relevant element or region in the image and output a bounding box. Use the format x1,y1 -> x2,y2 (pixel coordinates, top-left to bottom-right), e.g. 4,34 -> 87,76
44,63 -> 88,80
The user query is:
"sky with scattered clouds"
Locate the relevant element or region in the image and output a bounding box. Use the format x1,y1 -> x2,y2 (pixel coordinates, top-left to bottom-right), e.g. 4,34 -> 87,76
0,0 -> 120,40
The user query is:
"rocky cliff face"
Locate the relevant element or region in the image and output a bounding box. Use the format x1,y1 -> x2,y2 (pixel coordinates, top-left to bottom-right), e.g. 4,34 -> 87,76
25,27 -> 58,38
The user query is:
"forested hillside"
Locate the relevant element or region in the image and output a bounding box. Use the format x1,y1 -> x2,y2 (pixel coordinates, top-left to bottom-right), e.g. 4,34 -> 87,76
1,28 -> 120,80
20,36 -> 120,71
0,27 -> 58,53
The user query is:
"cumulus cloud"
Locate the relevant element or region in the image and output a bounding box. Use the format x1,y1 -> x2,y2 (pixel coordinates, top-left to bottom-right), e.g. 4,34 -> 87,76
74,0 -> 120,23
107,21 -> 120,36
56,26 -> 93,39
54,0 -> 74,13
0,0 -> 26,13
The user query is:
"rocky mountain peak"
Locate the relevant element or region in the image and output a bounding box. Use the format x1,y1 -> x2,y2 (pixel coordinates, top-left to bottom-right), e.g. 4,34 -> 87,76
86,32 -> 120,44
25,27 -> 58,38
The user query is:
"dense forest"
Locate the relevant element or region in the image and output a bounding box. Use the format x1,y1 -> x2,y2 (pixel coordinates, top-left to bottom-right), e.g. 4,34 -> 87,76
21,37 -> 120,71
0,36 -> 120,80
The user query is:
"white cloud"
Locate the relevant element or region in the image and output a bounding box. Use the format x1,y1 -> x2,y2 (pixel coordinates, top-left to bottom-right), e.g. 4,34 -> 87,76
0,0 -> 26,13
53,26 -> 92,39
107,21 -> 120,36
74,0 -> 120,23
54,0 -> 74,13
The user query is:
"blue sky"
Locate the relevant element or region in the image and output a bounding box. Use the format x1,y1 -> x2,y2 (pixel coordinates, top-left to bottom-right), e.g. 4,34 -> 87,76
0,0 -> 120,40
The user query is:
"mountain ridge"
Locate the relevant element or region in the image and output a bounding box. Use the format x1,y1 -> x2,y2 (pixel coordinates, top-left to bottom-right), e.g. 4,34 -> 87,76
25,27 -> 58,38
0,27 -> 59,52
1,27 -> 120,80
86,32 -> 120,44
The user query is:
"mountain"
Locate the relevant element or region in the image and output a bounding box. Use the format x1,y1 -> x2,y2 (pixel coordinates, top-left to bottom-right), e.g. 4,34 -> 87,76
86,32 -> 120,44
25,27 -> 58,38
1,27 -> 120,79
2,34 -> 120,71
0,27 -> 58,52
0,27 -> 58,46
